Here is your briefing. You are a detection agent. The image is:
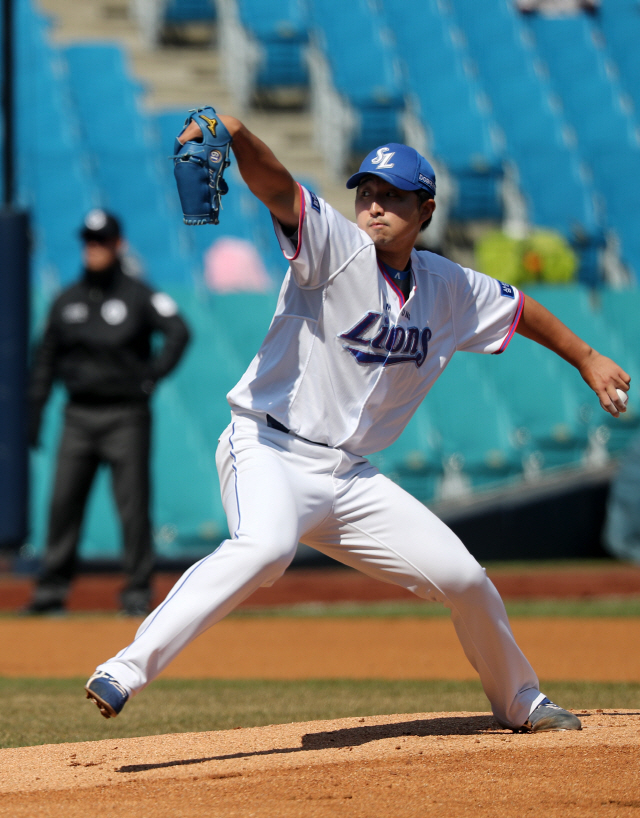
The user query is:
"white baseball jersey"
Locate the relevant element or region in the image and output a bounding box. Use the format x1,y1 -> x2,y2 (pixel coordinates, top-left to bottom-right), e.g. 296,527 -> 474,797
227,185 -> 524,455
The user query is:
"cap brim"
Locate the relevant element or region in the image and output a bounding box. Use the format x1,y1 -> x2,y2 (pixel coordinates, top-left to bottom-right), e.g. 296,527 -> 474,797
346,170 -> 422,191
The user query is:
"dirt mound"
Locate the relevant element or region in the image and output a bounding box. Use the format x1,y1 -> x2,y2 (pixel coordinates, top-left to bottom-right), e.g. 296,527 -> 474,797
0,710 -> 637,817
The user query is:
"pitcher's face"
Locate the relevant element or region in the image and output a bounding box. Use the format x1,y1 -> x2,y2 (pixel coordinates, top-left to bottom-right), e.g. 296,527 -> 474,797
355,177 -> 434,252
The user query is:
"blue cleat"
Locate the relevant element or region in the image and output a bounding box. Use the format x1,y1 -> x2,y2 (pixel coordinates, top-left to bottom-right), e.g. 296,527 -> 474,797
85,671 -> 129,719
497,697 -> 582,733
524,698 -> 582,732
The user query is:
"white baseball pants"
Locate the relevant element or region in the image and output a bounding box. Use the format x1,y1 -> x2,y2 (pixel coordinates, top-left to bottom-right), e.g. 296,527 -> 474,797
97,413 -> 543,728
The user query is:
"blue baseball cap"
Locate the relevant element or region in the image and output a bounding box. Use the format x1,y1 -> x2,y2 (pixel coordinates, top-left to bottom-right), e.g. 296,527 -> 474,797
346,143 -> 436,197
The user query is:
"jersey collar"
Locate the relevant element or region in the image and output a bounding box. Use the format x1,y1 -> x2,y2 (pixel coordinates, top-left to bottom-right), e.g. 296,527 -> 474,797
378,259 -> 413,307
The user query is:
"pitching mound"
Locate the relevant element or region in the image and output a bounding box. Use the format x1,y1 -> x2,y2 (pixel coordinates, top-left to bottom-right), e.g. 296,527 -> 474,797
0,710 -> 637,817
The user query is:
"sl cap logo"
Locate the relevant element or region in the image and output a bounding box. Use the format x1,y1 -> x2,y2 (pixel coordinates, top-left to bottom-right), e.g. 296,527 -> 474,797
371,147 -> 395,169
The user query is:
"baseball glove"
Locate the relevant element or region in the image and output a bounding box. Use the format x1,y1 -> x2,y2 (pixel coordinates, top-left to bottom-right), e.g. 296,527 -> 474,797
172,106 -> 232,225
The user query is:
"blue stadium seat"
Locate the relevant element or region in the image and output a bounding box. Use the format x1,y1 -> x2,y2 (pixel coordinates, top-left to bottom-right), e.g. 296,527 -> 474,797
598,0 -> 640,113
63,46 -> 193,284
596,288 -> 640,446
475,334 -> 589,469
426,353 -> 522,488
162,287 -> 248,449
308,0 -> 405,153
526,15 -> 640,279
28,157 -> 95,285
369,403 -> 442,502
207,291 -> 280,367
381,0 -> 504,220
237,0 -> 309,90
448,0 -> 601,262
526,285 -> 640,452
152,380 -> 228,555
164,0 -> 216,23
600,289 -> 640,360
14,4 -> 98,286
64,45 -> 147,148
527,16 -> 637,152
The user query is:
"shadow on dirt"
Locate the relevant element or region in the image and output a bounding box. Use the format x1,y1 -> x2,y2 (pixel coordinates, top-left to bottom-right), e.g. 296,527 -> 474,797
117,714 -> 499,773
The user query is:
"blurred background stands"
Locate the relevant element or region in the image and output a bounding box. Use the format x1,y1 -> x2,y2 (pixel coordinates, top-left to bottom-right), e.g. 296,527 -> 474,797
10,0 -> 640,570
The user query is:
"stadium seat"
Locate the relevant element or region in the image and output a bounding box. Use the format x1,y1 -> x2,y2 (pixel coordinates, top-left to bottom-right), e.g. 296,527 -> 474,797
526,14 -> 640,280
63,46 -> 195,284
596,289 -> 640,444
475,334 -> 589,469
13,1 -> 98,286
526,285 -> 640,453
425,353 -> 522,489
162,287 -> 248,449
236,0 -> 309,91
598,0 -> 640,113
368,404 -> 442,503
207,291 -> 280,366
307,0 -> 405,154
381,0 -> 504,220
448,0 -> 601,268
152,380 -> 229,557
164,0 -> 216,23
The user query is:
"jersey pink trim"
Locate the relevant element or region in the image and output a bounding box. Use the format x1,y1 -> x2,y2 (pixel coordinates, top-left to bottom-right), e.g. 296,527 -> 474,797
378,261 -> 406,307
494,290 -> 524,355
279,182 -> 306,261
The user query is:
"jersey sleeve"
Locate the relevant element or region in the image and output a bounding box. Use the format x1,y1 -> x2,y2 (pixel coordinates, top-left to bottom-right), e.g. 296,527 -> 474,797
271,184 -> 368,289
452,267 -> 524,354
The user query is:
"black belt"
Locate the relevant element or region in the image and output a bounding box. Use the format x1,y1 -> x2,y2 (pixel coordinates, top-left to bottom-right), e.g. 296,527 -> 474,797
266,414 -> 290,434
266,414 -> 329,447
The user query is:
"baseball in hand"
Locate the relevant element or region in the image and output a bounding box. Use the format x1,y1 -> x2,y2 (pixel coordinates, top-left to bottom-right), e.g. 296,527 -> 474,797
617,388 -> 629,409
602,388 -> 628,414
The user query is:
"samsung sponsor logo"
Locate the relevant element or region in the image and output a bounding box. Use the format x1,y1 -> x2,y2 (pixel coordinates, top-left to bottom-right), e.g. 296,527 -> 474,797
498,281 -> 515,299
418,173 -> 435,192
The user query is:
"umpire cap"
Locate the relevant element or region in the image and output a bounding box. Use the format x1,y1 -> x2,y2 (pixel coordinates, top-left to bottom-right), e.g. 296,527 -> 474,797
80,209 -> 122,242
346,144 -> 436,197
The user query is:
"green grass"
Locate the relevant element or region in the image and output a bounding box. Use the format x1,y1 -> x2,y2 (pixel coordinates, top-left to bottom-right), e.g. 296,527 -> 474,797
482,560 -> 625,571
2,596 -> 639,624
231,597 -> 640,619
1,678 -> 639,749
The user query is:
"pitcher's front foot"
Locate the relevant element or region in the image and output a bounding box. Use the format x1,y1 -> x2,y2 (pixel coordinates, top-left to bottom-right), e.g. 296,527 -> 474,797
523,698 -> 582,732
85,671 -> 129,719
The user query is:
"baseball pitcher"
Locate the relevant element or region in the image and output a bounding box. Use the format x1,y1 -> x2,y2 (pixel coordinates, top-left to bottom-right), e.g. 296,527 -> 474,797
86,108 -> 629,732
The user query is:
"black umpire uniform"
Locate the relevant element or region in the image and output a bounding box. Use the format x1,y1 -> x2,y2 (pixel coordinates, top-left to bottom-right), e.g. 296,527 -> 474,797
26,210 -> 190,615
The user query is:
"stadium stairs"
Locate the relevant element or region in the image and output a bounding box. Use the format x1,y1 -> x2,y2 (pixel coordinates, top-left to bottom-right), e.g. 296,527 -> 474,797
36,0 -> 356,218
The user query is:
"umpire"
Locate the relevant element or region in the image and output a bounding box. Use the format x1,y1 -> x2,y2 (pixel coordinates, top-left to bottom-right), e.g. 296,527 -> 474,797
24,209 -> 190,616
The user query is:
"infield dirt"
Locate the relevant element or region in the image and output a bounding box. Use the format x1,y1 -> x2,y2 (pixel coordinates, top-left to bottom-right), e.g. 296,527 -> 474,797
0,710 -> 638,817
2,616 -> 640,681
